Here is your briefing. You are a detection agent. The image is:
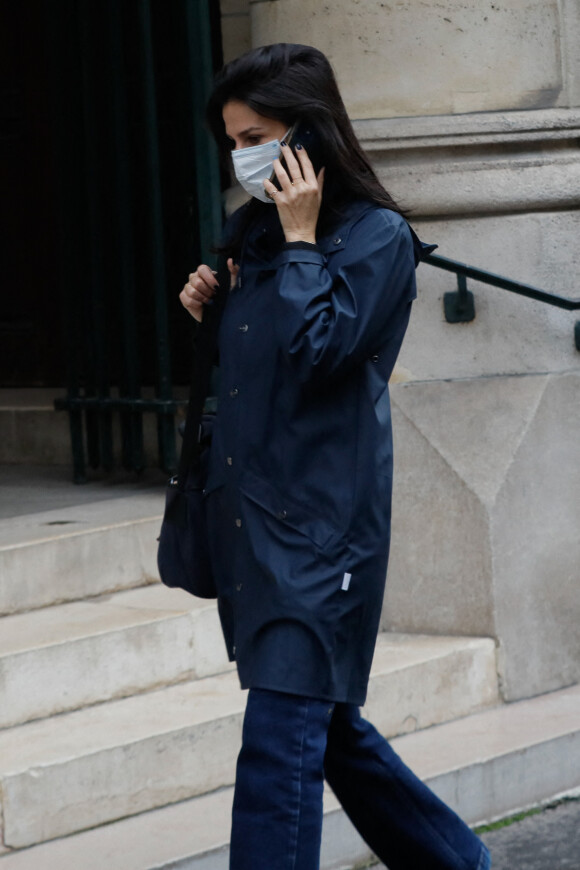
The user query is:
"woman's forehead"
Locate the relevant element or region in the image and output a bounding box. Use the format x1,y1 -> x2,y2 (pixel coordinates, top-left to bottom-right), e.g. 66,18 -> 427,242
222,100 -> 285,139
222,100 -> 263,131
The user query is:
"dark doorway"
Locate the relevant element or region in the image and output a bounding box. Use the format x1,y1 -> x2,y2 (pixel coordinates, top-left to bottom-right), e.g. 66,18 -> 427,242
1,0 -> 223,390
0,2 -> 62,385
0,0 -> 221,386
1,1 -> 224,477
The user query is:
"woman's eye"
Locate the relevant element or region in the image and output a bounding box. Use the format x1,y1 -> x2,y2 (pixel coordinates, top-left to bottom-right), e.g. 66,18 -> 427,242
246,136 -> 261,146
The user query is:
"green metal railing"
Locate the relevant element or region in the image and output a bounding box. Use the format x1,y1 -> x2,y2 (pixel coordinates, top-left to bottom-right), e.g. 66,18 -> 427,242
51,0 -> 222,483
424,253 -> 580,351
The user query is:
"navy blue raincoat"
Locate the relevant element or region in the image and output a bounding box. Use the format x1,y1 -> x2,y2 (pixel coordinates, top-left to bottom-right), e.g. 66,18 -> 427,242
204,198 -> 430,706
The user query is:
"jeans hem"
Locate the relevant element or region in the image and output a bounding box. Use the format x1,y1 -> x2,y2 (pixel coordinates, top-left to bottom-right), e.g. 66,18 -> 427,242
476,844 -> 491,870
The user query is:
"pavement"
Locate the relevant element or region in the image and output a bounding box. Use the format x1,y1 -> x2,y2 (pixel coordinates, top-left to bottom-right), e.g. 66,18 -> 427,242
361,798 -> 580,870
479,799 -> 580,870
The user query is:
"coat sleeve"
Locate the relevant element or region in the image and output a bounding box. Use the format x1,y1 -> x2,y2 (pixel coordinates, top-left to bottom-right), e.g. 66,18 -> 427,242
269,208 -> 417,384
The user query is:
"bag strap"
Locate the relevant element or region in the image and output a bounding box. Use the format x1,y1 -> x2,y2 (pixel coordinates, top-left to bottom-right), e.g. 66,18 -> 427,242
176,259 -> 229,484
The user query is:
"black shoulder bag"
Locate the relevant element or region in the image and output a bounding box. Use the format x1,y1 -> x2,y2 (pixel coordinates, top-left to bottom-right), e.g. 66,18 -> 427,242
157,270 -> 226,598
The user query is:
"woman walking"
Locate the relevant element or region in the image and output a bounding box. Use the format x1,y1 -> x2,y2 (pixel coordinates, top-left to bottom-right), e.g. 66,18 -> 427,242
180,42 -> 490,870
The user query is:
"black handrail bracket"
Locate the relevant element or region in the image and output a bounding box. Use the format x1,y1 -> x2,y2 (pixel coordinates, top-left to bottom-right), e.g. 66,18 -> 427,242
424,253 -> 580,350
444,274 -> 476,323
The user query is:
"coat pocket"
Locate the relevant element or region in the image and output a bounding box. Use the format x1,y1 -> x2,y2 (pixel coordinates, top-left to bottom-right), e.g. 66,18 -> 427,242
239,468 -> 341,554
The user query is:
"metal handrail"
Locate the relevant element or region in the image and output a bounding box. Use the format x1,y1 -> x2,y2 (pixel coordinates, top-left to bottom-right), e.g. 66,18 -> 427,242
423,252 -> 580,350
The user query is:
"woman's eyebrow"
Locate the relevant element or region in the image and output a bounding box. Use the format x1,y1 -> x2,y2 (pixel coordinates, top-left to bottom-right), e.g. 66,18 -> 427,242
234,125 -> 265,137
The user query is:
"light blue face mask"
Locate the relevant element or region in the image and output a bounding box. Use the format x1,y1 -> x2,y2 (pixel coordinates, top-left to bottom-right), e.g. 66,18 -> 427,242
231,135 -> 288,203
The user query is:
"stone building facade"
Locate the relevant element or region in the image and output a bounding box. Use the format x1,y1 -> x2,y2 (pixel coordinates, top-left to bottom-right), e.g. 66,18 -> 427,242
220,0 -> 580,702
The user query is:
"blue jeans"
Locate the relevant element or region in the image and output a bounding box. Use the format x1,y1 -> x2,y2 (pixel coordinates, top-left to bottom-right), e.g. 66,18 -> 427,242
230,689 -> 491,870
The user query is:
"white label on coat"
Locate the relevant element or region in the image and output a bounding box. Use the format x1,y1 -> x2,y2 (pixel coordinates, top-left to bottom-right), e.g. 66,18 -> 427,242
341,572 -> 352,591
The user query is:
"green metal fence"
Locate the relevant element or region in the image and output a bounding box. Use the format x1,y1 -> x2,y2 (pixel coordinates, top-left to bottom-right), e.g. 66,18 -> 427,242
49,0 -> 222,482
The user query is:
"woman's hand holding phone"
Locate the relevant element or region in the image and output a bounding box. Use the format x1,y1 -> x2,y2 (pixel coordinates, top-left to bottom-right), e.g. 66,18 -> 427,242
264,143 -> 324,245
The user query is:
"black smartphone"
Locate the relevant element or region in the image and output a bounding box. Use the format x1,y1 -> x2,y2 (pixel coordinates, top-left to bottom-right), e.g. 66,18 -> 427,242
270,121 -> 324,189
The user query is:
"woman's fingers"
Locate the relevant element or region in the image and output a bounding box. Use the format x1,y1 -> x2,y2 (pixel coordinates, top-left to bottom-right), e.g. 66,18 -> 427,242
280,143 -> 303,183
283,142 -> 317,185
263,145 -> 323,244
266,145 -> 319,199
277,142 -> 315,186
271,155 -> 291,192
227,257 -> 240,289
294,144 -> 317,185
196,265 -> 220,296
180,283 -> 204,321
179,264 -> 219,322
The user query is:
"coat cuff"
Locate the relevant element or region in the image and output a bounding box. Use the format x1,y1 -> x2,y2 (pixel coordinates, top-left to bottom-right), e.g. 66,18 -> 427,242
271,246 -> 326,269
282,241 -> 323,252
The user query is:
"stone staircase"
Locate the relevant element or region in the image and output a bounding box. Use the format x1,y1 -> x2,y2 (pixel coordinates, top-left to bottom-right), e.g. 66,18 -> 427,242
1,483 -> 579,869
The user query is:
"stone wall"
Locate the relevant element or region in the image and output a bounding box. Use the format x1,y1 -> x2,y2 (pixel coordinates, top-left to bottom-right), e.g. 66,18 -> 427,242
221,0 -> 251,63
220,0 -> 580,702
250,0 -> 580,118
361,107 -> 580,701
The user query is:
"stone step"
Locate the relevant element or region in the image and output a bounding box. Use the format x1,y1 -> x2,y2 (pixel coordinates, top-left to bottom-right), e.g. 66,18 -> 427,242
0,633 -> 498,849
0,390 -> 71,466
0,584 -> 233,729
0,495 -> 165,615
0,670 -> 243,851
0,389 -> 186,467
1,683 -> 579,870
356,633 -> 499,739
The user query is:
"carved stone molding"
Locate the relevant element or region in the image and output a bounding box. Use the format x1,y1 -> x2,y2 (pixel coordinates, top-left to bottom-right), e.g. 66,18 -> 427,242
354,108 -> 580,217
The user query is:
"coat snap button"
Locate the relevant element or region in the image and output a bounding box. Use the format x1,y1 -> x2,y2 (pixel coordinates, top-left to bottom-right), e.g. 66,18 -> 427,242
236,583 -> 243,592
226,457 -> 233,466
230,388 -> 239,398
235,518 -> 242,528
239,324 -> 249,332
333,237 -> 342,245
371,354 -> 379,362
277,509 -> 287,520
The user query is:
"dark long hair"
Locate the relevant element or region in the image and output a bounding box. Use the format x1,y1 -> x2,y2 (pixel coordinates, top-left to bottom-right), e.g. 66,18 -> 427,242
206,43 -> 405,252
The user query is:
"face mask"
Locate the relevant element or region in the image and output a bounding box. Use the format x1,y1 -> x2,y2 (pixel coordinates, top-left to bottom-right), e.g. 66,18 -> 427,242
231,135 -> 287,204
